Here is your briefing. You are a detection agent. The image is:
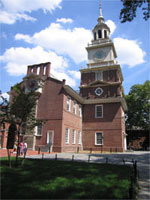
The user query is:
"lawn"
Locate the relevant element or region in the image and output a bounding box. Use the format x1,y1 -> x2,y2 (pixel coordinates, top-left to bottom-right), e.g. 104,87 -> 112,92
1,157 -> 136,199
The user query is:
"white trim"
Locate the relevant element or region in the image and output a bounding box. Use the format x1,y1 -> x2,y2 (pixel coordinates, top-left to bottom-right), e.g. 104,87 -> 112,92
95,105 -> 103,118
65,128 -> 70,144
79,104 -> 82,117
67,96 -> 71,112
72,130 -> 76,144
78,131 -> 82,144
95,132 -> 103,145
73,101 -> 77,115
95,71 -> 103,81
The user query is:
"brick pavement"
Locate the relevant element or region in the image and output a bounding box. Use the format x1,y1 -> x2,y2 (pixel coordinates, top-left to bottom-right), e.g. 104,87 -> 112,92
0,148 -> 52,158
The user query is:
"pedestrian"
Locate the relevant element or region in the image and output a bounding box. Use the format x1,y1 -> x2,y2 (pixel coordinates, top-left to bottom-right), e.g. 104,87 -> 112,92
13,143 -> 17,153
20,142 -> 24,155
23,142 -> 27,156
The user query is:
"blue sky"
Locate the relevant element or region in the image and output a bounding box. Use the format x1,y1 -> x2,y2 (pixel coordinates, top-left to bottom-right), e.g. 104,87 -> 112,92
0,0 -> 149,99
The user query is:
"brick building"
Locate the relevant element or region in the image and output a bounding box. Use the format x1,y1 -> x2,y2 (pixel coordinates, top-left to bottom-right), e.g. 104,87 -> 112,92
1,3 -> 127,152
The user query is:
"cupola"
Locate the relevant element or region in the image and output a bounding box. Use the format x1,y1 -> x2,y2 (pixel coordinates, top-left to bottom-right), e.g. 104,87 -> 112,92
92,0 -> 110,41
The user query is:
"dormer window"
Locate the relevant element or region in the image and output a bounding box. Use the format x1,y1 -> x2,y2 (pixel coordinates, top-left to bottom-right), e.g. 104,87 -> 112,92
98,30 -> 102,38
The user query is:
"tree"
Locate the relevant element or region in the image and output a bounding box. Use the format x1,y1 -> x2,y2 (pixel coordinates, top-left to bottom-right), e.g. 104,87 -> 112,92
0,84 -> 41,167
125,80 -> 150,130
120,0 -> 150,23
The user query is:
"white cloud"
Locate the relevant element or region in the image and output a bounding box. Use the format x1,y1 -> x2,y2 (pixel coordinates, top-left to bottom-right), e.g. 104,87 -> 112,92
68,70 -> 81,79
0,46 -> 78,87
56,18 -> 73,24
114,38 -> 146,67
0,46 -> 68,76
105,20 -> 116,35
0,93 -> 9,103
15,23 -> 92,63
0,0 -> 62,24
0,11 -> 36,24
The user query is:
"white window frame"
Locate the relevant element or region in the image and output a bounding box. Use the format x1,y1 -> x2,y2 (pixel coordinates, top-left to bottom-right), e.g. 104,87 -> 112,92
78,131 -> 82,144
67,96 -> 71,112
72,130 -> 76,144
79,105 -> 82,117
65,128 -> 70,144
95,132 -> 103,145
95,71 -> 103,81
73,101 -> 77,115
95,105 -> 103,118
36,123 -> 42,136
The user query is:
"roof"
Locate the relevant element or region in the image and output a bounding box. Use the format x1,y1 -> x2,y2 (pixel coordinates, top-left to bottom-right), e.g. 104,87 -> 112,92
63,85 -> 127,111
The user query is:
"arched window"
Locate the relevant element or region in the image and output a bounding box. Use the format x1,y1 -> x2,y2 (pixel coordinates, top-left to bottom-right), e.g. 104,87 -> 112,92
94,32 -> 96,40
98,30 -> 102,38
104,30 -> 107,38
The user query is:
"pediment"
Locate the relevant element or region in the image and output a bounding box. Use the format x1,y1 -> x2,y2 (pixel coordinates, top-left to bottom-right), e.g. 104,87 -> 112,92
88,80 -> 110,87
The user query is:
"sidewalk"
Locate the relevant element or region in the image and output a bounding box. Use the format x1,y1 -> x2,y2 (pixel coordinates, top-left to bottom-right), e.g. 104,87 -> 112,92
0,148 -> 52,158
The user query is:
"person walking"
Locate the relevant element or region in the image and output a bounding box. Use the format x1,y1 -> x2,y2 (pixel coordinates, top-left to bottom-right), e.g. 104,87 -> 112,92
23,142 -> 27,156
20,142 -> 24,156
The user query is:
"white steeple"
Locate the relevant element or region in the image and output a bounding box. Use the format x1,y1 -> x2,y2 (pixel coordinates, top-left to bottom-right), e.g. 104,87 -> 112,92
98,0 -> 104,23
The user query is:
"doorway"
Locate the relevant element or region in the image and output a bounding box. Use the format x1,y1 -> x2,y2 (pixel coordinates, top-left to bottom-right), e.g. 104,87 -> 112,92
46,130 -> 54,152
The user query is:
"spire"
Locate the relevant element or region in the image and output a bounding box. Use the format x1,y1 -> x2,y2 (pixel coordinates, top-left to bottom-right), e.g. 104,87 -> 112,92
99,0 -> 103,18
98,0 -> 104,23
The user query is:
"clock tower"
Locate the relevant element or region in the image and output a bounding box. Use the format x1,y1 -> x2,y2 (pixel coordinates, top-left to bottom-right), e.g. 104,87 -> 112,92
80,1 -> 127,152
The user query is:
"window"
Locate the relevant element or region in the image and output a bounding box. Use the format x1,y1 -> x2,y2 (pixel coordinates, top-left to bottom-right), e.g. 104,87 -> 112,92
98,30 -> 102,38
78,131 -> 82,144
95,105 -> 103,118
37,124 -> 42,136
72,130 -> 76,144
65,128 -> 70,144
73,101 -> 77,115
95,71 -> 103,81
95,132 -> 103,145
79,105 -> 82,117
67,96 -> 71,111
94,32 -> 96,40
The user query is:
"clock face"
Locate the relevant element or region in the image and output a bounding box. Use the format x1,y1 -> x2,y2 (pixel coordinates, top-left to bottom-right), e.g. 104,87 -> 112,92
95,87 -> 103,96
94,50 -> 106,60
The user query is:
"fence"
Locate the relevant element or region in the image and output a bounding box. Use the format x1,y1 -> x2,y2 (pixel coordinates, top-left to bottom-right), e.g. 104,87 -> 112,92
37,146 -> 124,154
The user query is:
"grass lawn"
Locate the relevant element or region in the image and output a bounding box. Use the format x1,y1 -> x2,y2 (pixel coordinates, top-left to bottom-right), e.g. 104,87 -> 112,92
1,157 -> 136,199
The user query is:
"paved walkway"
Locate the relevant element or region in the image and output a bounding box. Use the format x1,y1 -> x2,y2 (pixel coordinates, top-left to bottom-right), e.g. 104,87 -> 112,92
1,149 -> 149,199
0,148 -> 51,157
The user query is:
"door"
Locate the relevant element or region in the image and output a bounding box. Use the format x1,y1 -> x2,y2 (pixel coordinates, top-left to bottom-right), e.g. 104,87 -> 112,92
47,130 -> 54,152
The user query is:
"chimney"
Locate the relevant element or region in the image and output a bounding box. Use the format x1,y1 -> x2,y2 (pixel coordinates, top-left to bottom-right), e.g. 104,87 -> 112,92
46,62 -> 51,77
62,79 -> 66,85
27,66 -> 32,75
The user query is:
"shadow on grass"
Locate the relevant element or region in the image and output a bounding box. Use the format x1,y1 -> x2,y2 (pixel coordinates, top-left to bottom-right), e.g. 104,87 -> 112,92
1,158 -> 136,199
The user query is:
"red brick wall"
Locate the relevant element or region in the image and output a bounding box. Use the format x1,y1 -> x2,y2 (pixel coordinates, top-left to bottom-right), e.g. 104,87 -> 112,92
37,78 -> 64,120
80,85 -> 121,98
61,95 -> 82,152
81,69 -> 119,86
35,78 -> 83,152
82,103 -> 124,152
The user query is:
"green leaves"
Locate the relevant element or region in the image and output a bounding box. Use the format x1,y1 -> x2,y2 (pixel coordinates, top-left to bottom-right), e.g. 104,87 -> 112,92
125,80 -> 150,129
120,0 -> 150,23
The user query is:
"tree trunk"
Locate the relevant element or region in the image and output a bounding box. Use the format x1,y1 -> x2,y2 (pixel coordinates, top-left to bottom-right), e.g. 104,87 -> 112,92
15,126 -> 21,168
7,148 -> 11,168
